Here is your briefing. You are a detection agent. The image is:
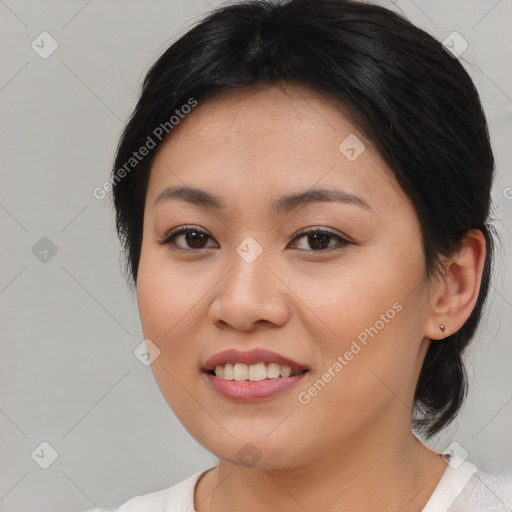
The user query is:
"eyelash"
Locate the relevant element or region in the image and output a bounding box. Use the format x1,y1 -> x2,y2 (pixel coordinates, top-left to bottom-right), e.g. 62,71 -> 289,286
157,225 -> 352,253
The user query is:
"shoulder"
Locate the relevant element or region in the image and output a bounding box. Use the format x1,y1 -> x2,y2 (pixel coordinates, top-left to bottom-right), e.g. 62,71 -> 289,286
422,453 -> 512,512
83,469 -> 208,512
450,468 -> 512,511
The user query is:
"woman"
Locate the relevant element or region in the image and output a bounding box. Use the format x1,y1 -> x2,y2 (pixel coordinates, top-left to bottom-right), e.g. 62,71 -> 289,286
91,0 -> 511,510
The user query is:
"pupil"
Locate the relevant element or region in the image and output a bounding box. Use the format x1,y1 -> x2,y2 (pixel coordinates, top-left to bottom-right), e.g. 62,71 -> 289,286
187,232 -> 207,248
310,233 -> 329,250
183,232 -> 331,250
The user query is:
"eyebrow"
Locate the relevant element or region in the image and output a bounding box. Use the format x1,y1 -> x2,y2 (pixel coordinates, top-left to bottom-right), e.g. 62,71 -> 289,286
152,185 -> 372,215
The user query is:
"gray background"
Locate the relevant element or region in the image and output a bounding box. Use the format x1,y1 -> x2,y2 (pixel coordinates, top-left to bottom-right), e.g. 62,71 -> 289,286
0,1 -> 511,511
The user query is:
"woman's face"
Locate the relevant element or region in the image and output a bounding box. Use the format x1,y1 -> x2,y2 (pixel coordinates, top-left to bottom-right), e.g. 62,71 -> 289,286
137,84 -> 434,469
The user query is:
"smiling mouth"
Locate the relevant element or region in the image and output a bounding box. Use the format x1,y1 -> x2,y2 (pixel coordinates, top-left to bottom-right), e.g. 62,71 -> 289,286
206,363 -> 309,381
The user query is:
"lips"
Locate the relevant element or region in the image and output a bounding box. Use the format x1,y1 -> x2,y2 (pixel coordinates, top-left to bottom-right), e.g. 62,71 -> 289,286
202,348 -> 310,401
202,348 -> 309,375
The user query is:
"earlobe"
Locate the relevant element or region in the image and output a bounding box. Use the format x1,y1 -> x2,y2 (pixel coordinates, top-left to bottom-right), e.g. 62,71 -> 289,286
438,323 -> 448,337
424,229 -> 486,341
426,317 -> 453,341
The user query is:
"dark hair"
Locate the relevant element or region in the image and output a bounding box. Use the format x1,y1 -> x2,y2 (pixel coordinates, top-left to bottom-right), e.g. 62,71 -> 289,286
111,0 -> 496,438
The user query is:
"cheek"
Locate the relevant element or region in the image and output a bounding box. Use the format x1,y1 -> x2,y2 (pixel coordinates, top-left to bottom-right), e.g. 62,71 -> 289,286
297,246 -> 426,414
136,251 -> 195,390
136,246 -> 204,339
136,254 -> 205,423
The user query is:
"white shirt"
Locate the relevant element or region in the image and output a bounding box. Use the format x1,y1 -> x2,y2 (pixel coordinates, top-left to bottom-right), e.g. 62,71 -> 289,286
87,455 -> 512,511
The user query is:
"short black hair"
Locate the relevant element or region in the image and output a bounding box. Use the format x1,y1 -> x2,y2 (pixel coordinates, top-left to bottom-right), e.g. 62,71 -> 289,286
111,0 -> 496,438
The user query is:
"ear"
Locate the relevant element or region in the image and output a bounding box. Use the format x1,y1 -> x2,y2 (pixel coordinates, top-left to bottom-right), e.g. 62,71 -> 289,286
424,229 -> 487,341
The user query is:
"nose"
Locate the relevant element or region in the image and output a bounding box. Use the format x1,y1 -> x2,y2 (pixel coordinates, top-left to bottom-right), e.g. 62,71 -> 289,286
208,245 -> 291,332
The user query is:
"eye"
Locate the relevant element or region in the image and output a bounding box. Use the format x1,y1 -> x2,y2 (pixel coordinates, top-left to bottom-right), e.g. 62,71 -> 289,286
157,225 -> 216,251
158,225 -> 352,253
289,227 -> 351,252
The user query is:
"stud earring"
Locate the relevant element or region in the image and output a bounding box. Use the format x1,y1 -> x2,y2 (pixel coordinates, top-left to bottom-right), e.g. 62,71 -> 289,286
439,324 -> 446,334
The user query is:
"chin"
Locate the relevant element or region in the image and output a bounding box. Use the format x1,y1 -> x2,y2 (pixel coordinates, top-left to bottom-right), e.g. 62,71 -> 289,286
189,425 -> 304,470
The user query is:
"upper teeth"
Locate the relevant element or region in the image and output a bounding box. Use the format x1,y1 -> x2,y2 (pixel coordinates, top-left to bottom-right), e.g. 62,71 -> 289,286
214,363 -> 295,381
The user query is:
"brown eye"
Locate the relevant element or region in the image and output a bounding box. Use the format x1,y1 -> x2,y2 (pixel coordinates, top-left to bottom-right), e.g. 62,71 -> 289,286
290,228 -> 351,252
158,225 -> 351,253
158,225 -> 215,250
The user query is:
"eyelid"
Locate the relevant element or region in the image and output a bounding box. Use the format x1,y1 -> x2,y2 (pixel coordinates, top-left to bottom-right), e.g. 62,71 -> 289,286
291,226 -> 349,241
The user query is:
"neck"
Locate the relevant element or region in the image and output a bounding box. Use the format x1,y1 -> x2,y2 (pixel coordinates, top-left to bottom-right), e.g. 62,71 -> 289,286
195,419 -> 448,512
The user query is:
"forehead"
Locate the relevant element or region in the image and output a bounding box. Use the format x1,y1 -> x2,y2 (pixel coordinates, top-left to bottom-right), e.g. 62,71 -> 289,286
146,84 -> 410,217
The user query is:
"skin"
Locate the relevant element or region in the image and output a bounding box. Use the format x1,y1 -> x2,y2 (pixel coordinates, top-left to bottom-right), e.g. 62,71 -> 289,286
136,83 -> 486,512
